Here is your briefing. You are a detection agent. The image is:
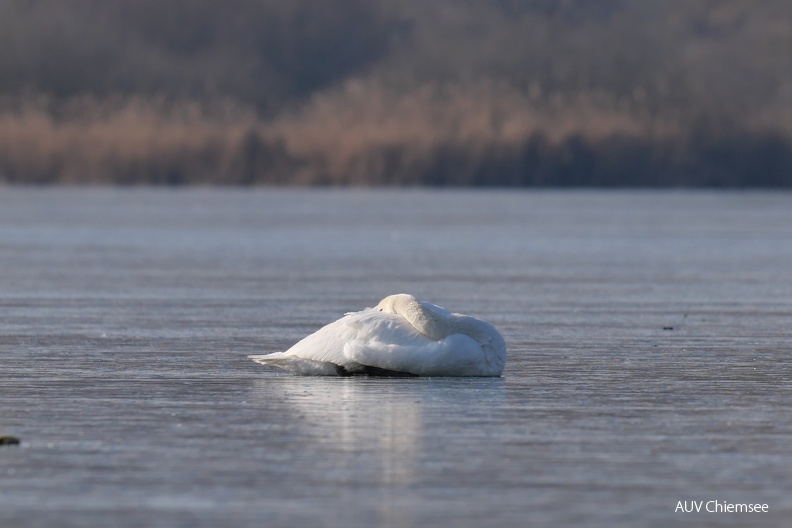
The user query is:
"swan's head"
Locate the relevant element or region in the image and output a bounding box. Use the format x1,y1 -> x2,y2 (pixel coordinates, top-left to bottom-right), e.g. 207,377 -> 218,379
375,293 -> 418,315
374,294 -> 449,340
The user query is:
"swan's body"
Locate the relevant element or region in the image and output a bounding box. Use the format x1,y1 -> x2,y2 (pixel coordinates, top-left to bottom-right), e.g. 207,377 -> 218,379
249,294 -> 507,377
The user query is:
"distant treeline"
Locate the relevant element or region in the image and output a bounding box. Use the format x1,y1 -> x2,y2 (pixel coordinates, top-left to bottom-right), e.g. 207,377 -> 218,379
1,0 -> 790,186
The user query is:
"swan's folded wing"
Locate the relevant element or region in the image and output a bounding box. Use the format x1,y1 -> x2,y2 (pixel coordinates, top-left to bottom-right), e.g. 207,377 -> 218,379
344,333 -> 487,376
278,311 -> 374,365
260,309 -> 417,369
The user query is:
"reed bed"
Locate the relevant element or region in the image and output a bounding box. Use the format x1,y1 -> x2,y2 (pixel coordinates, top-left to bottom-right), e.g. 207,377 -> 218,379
2,83 -> 790,186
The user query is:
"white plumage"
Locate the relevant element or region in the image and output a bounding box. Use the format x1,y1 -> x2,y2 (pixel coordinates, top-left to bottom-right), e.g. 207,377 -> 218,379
249,294 -> 507,377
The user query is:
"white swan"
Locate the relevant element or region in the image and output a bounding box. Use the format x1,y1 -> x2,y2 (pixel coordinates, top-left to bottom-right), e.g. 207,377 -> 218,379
249,294 -> 507,377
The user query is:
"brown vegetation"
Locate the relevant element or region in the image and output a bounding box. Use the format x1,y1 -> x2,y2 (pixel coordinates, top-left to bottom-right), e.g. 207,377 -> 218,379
0,0 -> 790,185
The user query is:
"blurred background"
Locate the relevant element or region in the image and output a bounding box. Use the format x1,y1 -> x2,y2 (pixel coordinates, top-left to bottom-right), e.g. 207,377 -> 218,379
0,0 -> 790,185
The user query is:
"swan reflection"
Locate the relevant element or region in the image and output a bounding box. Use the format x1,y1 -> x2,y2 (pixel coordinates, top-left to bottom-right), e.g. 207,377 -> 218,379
250,375 -> 505,525
255,376 -> 504,484
253,377 -> 429,485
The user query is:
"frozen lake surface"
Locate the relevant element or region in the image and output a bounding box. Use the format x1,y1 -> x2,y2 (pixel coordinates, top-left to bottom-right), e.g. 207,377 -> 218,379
1,189 -> 791,527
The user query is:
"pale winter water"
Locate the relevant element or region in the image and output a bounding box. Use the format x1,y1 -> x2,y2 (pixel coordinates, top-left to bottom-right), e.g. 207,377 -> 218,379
1,189 -> 791,528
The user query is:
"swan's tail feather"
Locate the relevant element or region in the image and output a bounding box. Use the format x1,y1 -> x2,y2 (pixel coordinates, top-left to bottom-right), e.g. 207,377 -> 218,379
248,353 -> 340,376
